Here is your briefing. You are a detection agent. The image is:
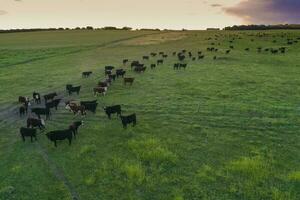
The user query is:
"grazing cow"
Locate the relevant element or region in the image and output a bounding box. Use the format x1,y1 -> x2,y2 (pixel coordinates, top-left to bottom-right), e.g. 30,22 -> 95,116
245,48 -> 250,51
27,118 -> 45,130
123,59 -> 129,65
46,129 -> 73,147
69,121 -> 84,138
134,66 -> 146,73
80,101 -> 98,113
188,52 -> 192,57
162,54 -> 168,58
66,86 -> 81,95
198,51 -> 202,55
173,63 -> 180,70
105,66 -> 114,71
143,56 -> 149,60
31,107 -> 51,120
124,78 -> 134,85
82,71 -> 92,78
192,57 -> 196,61
46,99 -> 61,110
120,114 -> 136,128
44,92 -> 57,103
230,46 -> 234,49
157,59 -> 164,65
226,50 -> 231,54
93,87 -> 107,96
150,53 -> 157,57
65,103 -> 86,115
172,52 -> 177,56
131,61 -> 140,68
116,69 -> 126,78
150,64 -> 156,69
104,105 -> 121,119
20,127 -> 37,142
33,92 -> 41,104
159,52 -> 164,55
198,55 -> 204,59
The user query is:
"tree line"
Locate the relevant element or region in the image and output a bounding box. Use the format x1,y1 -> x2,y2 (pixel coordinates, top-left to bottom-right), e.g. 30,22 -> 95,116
224,24 -> 300,30
0,26 -> 168,34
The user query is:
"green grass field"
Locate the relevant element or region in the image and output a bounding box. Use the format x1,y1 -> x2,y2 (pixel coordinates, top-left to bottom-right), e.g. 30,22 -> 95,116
0,29 -> 299,200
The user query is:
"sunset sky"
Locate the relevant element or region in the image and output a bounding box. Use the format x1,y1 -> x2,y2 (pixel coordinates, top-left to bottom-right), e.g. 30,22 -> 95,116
0,0 -> 299,29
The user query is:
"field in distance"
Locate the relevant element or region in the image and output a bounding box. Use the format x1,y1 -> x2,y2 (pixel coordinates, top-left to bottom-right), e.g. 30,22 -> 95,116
0,29 -> 299,200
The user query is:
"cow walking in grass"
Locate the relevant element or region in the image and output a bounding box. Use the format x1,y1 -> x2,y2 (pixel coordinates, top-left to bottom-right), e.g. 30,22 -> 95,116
20,127 -> 37,142
103,105 -> 121,119
120,114 -> 136,129
46,129 -> 73,147
124,78 -> 134,85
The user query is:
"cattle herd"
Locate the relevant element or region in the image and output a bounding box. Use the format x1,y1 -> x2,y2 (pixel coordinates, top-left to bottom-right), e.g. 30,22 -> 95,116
17,31 -> 299,147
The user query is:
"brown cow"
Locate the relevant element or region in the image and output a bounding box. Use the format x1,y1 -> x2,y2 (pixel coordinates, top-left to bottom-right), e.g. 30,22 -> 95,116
124,78 -> 134,85
93,87 -> 107,96
65,102 -> 86,116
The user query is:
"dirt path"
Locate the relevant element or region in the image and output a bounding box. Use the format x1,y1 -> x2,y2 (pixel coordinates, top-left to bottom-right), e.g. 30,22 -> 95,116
36,143 -> 80,200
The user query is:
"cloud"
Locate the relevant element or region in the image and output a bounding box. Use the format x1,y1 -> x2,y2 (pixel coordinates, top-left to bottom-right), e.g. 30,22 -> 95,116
0,10 -> 8,15
223,0 -> 300,24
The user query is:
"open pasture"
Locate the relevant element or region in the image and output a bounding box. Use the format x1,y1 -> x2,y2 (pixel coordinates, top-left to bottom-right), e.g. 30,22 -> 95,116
0,29 -> 300,200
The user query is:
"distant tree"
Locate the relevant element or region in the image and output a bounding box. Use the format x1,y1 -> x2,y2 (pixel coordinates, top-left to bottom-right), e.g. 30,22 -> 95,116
122,26 -> 132,31
86,26 -> 94,30
103,26 -> 118,30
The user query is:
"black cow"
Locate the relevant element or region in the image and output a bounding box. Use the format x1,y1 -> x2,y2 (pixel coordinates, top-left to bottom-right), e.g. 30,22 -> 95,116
150,64 -> 156,69
80,101 -> 98,113
143,56 -> 149,60
123,59 -> 129,65
66,85 -> 81,95
33,92 -> 41,104
157,59 -> 164,65
116,69 -> 126,78
131,61 -> 140,68
105,66 -> 114,71
82,71 -> 92,78
104,105 -> 121,119
20,127 -> 37,142
31,107 -> 51,120
124,78 -> 134,85
69,121 -> 84,138
46,99 -> 61,110
46,129 -> 73,147
120,114 -> 136,129
134,66 -> 146,73
27,118 -> 45,130
44,92 -> 57,103
198,55 -> 205,59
